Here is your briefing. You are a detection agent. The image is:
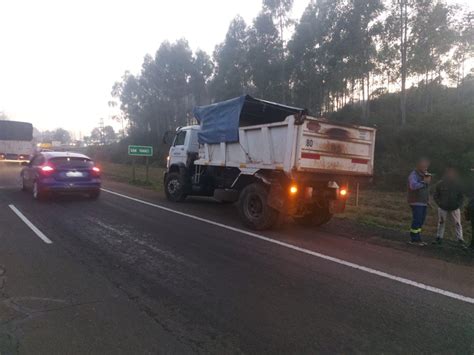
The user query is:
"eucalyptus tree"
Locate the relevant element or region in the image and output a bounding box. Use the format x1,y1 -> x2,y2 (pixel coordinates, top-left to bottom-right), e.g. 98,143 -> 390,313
247,11 -> 284,101
210,16 -> 251,101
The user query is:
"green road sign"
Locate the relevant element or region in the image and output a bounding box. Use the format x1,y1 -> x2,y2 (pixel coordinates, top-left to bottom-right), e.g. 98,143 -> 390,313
128,145 -> 153,157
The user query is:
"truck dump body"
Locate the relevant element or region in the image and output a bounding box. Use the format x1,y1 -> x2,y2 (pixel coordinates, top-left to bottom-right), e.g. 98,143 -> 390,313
296,119 -> 375,176
195,116 -> 376,178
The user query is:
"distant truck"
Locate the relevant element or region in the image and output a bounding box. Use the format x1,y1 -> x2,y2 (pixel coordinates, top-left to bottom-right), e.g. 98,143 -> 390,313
164,95 -> 376,230
0,120 -> 34,162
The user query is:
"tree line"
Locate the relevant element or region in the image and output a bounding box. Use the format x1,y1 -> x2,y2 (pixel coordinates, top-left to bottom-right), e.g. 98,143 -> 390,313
112,0 -> 472,143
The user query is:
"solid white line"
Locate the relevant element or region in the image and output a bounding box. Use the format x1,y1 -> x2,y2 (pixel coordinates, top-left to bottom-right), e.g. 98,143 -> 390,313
101,188 -> 474,305
9,205 -> 53,244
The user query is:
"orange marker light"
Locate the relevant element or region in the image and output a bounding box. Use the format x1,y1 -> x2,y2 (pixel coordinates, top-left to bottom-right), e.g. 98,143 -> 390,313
289,185 -> 298,195
340,188 -> 348,197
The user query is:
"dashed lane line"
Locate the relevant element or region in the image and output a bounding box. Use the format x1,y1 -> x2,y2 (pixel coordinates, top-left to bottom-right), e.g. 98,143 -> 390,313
8,204 -> 53,244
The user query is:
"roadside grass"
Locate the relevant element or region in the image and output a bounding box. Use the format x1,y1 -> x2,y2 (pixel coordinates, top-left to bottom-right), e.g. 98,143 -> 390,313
100,162 -> 166,191
100,162 -> 472,243
344,188 -> 472,242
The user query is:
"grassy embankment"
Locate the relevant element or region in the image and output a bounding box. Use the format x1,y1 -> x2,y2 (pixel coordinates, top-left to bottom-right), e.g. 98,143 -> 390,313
100,161 -> 166,191
100,162 -> 472,241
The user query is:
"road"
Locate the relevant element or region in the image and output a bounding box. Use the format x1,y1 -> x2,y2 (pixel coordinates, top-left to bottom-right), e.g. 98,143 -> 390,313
1,163 -> 473,354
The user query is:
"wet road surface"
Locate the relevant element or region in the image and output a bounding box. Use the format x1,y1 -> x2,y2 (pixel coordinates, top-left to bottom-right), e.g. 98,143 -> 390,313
1,163 -> 473,354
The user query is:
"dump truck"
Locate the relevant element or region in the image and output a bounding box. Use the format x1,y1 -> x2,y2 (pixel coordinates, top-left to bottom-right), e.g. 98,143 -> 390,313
0,120 -> 34,162
164,95 -> 376,230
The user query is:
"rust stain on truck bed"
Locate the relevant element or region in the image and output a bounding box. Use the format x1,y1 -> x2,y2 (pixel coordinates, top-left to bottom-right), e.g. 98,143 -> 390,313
325,128 -> 352,140
322,142 -> 346,154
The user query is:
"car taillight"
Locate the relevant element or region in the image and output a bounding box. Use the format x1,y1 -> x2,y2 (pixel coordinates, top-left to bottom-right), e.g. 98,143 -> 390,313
91,166 -> 101,176
40,165 -> 54,175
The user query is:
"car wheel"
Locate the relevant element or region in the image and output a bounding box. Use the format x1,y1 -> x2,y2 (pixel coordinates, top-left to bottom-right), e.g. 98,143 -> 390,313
21,177 -> 27,192
33,181 -> 47,201
89,190 -> 101,200
165,172 -> 187,202
238,183 -> 278,230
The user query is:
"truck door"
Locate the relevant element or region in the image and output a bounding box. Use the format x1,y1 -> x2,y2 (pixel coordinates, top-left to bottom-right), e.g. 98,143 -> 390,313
169,130 -> 188,166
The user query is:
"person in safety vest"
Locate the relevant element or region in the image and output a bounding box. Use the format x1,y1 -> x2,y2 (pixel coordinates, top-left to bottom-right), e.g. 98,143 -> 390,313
407,158 -> 432,246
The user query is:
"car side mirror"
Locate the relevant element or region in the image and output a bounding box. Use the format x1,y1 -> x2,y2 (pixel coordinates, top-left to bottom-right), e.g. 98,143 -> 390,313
163,131 -> 175,145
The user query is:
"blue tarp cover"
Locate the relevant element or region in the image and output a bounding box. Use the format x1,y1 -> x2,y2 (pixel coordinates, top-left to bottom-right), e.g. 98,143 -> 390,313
193,96 -> 245,144
193,95 -> 306,144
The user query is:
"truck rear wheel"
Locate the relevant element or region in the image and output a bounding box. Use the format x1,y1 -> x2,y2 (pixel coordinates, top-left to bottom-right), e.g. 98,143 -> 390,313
238,183 -> 278,230
294,206 -> 333,227
165,172 -> 187,202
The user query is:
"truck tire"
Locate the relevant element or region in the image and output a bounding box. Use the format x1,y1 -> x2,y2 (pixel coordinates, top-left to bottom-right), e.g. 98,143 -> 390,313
294,206 -> 333,227
165,172 -> 187,202
238,183 -> 278,230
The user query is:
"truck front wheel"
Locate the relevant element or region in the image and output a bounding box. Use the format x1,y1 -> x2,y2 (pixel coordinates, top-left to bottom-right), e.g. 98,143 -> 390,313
238,183 -> 278,230
294,206 -> 333,227
165,172 -> 187,202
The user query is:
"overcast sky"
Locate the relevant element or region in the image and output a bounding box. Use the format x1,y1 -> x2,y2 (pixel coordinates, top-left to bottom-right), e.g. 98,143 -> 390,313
0,0 -> 471,138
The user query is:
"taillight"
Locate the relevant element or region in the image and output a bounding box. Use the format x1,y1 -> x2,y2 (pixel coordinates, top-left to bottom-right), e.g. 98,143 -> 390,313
40,165 -> 54,175
289,184 -> 298,196
339,188 -> 348,198
91,166 -> 101,176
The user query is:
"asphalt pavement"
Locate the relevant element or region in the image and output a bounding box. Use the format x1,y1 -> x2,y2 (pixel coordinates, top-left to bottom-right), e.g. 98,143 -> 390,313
0,163 -> 473,354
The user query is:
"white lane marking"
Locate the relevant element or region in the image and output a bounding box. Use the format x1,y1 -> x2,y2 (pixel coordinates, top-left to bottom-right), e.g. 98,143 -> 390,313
102,188 -> 474,305
8,204 -> 53,244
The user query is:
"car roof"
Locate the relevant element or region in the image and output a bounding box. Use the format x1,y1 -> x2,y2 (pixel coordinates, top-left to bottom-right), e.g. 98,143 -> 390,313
41,151 -> 92,160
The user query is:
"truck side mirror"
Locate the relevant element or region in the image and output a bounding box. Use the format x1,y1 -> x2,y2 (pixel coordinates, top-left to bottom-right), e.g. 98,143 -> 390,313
163,131 -> 175,145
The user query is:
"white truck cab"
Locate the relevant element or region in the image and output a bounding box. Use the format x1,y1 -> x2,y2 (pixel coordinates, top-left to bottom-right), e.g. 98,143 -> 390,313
167,126 -> 199,169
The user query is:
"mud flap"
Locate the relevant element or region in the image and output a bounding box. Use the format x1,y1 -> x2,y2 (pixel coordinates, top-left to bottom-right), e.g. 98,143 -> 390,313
329,199 -> 346,214
267,184 -> 286,212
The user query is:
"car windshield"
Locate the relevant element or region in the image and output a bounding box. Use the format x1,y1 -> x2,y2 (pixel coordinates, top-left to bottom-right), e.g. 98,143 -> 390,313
49,157 -> 94,168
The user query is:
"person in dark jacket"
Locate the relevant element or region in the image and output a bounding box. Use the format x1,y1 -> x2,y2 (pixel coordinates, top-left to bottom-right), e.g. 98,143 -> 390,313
465,168 -> 474,250
433,167 -> 466,248
407,158 -> 431,246
467,199 -> 474,250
